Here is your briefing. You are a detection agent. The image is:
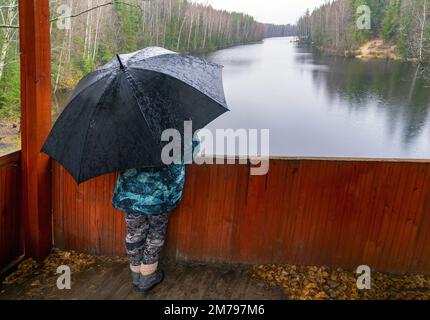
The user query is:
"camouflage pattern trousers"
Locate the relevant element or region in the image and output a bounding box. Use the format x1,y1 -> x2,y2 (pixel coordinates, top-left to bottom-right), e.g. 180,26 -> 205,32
124,211 -> 170,266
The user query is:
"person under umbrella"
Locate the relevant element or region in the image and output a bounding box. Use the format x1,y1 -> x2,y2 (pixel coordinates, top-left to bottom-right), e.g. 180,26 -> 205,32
112,138 -> 200,292
42,47 -> 228,292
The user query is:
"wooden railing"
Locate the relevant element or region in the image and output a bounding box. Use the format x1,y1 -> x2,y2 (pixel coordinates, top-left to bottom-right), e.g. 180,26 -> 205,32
1,0 -> 52,270
0,151 -> 23,273
52,157 -> 430,274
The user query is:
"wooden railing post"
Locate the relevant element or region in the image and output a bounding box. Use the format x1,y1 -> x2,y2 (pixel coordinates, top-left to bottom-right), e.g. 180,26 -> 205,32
19,0 -> 52,261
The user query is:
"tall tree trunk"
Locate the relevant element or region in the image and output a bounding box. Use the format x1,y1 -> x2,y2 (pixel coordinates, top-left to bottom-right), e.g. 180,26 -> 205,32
83,0 -> 91,58
187,12 -> 194,51
202,21 -> 207,49
194,13 -> 200,50
0,0 -> 18,80
92,3 -> 103,62
176,15 -> 187,51
163,0 -> 167,47
418,0 -> 427,62
54,35 -> 67,93
67,0 -> 74,63
155,0 -> 159,45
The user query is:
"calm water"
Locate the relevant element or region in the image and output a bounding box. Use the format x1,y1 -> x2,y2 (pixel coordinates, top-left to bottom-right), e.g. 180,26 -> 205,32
203,37 -> 430,159
54,37 -> 430,159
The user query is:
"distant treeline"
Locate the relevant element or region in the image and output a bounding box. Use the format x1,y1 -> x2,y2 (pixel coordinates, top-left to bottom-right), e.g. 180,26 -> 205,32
49,0 -> 295,92
296,0 -> 429,63
266,23 -> 297,37
0,0 -> 294,118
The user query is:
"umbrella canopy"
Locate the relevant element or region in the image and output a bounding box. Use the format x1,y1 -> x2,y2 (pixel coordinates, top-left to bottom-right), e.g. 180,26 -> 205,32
42,47 -> 228,184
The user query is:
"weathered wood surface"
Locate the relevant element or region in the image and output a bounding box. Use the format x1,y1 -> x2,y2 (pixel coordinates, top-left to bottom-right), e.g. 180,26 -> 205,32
52,158 -> 430,274
0,259 -> 285,300
0,151 -> 22,273
18,0 -> 52,261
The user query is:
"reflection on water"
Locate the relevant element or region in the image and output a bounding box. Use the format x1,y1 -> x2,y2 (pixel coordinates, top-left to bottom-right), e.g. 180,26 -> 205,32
306,49 -> 430,149
55,37 -> 430,159
203,37 -> 430,158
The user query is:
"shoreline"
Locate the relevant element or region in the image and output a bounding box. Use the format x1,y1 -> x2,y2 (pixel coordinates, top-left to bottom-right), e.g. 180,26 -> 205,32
353,39 -> 402,61
298,38 -> 412,63
0,39 -> 267,152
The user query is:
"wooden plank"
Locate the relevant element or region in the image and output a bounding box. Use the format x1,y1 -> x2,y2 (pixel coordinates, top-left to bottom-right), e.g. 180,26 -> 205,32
0,259 -> 288,300
19,0 -> 52,261
0,151 -> 21,169
0,153 -> 22,272
52,158 -> 430,274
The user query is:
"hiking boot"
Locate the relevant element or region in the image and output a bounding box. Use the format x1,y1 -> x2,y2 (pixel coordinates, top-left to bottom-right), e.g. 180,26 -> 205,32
131,271 -> 141,287
136,269 -> 164,292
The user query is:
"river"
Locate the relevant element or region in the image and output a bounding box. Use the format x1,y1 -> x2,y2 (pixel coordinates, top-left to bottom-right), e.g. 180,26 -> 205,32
55,37 -> 430,159
203,37 -> 430,159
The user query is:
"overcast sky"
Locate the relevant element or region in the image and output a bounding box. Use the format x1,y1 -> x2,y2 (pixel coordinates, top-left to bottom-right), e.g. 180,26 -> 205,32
192,0 -> 327,25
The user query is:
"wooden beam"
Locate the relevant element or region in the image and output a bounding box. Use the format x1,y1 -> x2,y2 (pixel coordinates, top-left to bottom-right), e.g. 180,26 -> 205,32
19,0 -> 52,261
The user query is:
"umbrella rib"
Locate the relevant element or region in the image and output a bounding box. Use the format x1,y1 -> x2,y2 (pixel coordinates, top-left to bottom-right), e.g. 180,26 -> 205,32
65,71 -> 112,112
122,70 -> 159,144
44,71 -> 113,183
76,72 -> 117,182
130,62 -> 228,109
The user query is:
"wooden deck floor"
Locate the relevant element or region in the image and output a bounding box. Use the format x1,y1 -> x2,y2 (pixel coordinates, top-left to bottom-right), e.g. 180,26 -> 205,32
0,258 -> 287,300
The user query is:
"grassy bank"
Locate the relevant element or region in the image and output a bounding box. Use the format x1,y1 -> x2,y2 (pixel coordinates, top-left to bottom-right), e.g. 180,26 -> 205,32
312,38 -> 409,62
354,39 -> 402,61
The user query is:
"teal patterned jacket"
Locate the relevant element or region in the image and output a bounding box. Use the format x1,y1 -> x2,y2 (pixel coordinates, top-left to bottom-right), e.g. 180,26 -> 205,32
112,140 -> 199,215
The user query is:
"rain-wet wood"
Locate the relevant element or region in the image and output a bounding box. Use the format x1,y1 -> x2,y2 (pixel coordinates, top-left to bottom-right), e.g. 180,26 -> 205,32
52,157 -> 430,274
19,0 -> 52,261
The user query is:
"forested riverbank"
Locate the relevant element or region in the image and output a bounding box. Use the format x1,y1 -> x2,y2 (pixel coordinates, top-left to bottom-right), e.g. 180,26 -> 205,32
296,0 -> 429,63
0,0 -> 294,152
50,0 -> 295,93
0,0 -> 295,120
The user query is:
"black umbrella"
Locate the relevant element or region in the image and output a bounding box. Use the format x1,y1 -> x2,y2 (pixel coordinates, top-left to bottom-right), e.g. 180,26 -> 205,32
42,47 -> 228,184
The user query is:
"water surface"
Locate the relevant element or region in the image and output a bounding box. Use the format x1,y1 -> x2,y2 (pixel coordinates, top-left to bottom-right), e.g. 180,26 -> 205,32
203,37 -> 430,159
54,37 -> 430,159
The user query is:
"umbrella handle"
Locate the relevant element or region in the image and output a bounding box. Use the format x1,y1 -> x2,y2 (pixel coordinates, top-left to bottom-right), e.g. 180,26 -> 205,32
116,54 -> 125,70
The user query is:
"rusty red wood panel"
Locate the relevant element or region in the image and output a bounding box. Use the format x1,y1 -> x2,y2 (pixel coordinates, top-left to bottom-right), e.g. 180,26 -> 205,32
0,151 -> 23,273
52,158 -> 430,274
18,0 -> 52,260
